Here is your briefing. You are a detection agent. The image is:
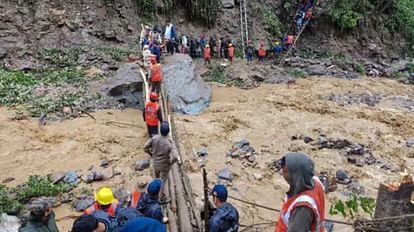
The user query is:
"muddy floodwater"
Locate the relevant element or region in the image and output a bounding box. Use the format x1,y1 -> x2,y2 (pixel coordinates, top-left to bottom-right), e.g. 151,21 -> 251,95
1,77 -> 413,231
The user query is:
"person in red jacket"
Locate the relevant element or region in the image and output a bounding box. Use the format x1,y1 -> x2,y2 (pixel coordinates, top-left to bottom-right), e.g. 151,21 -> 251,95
204,44 -> 211,65
143,92 -> 163,138
258,44 -> 266,62
275,152 -> 325,232
228,43 -> 235,62
149,56 -> 163,94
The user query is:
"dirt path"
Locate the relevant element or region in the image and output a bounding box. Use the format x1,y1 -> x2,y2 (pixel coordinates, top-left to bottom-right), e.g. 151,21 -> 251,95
175,77 -> 414,231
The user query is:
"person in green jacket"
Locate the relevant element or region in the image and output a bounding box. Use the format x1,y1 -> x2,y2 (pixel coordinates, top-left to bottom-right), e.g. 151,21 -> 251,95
19,198 -> 59,232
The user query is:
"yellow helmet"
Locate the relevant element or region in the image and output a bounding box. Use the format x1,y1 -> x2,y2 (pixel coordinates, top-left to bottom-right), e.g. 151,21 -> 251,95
95,187 -> 115,205
206,44 -> 210,48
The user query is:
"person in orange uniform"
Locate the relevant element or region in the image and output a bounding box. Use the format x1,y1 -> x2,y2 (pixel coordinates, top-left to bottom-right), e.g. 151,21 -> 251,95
283,35 -> 294,51
227,43 -> 235,62
258,44 -> 266,62
204,44 -> 211,65
275,152 -> 325,232
85,187 -> 120,217
143,92 -> 163,138
149,56 -> 163,94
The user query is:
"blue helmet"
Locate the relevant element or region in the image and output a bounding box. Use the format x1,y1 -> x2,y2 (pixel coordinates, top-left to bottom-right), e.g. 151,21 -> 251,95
160,122 -> 170,136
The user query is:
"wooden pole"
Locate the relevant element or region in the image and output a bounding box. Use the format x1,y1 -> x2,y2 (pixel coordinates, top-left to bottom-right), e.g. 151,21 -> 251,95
203,168 -> 209,232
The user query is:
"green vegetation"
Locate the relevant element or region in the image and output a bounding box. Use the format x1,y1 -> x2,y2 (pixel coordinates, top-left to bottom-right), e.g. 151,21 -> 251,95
96,47 -> 136,62
329,193 -> 376,219
134,0 -> 156,22
388,0 -> 414,47
205,66 -> 226,84
37,48 -> 84,67
0,175 -> 72,214
355,63 -> 366,75
289,69 -> 307,78
261,8 -> 282,36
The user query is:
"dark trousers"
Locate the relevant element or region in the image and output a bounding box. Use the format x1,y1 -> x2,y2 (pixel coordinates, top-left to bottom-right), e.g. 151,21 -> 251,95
151,81 -> 161,94
147,125 -> 159,138
204,58 -> 211,65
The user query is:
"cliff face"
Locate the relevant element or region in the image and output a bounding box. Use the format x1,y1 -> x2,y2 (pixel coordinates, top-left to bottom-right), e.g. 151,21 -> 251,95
0,0 -> 141,63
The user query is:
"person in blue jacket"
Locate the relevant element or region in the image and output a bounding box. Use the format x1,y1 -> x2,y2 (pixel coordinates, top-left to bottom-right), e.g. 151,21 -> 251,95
136,179 -> 164,224
150,41 -> 161,64
120,217 -> 166,232
209,184 -> 239,232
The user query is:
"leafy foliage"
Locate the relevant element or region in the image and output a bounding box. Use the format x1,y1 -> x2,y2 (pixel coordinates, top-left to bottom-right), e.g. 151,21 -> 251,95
388,0 -> 414,47
329,193 -> 376,219
134,0 -> 156,22
0,175 -> 72,214
289,69 -> 307,78
205,66 -> 226,84
261,8 -> 282,36
96,47 -> 136,62
38,48 -> 84,67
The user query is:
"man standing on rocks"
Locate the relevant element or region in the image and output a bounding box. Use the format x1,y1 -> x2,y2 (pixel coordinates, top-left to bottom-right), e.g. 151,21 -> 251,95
209,184 -> 239,232
204,44 -> 212,65
143,92 -> 163,138
144,122 -> 177,201
275,152 -> 325,232
19,198 -> 59,232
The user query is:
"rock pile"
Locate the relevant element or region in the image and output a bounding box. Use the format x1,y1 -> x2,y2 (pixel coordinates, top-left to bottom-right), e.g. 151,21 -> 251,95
226,139 -> 257,163
327,93 -> 384,107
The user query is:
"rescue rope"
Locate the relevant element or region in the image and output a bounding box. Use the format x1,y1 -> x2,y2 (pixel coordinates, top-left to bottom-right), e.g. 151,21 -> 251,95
239,222 -> 276,232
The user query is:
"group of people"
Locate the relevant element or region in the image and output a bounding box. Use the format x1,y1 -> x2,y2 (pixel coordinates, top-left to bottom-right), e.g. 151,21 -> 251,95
18,152 -> 326,232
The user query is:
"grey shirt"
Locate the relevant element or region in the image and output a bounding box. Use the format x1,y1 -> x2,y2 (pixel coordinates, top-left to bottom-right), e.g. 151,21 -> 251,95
144,135 -> 177,170
288,206 -> 314,232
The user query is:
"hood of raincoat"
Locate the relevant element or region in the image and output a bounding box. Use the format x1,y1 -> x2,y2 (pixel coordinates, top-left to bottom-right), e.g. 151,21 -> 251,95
285,152 -> 315,198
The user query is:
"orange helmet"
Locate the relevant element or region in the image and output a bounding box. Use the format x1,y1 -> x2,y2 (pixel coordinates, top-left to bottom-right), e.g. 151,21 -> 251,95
150,92 -> 158,101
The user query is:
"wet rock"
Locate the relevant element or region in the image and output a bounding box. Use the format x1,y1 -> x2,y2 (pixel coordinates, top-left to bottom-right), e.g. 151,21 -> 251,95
136,176 -> 152,190
61,193 -> 75,203
0,214 -> 20,232
227,139 -> 257,162
104,30 -> 116,40
84,172 -> 95,183
2,177 -> 15,184
222,0 -> 235,8
355,158 -> 365,167
327,93 -> 383,107
63,171 -> 79,185
336,169 -> 352,185
304,136 -> 314,143
51,172 -> 66,184
217,168 -> 233,181
162,54 -> 211,114
306,65 -> 329,76
320,138 -> 352,150
100,159 -> 109,167
346,182 -> 365,195
135,160 -> 150,171
102,63 -> 144,109
406,138 -> 414,148
253,173 -> 263,181
250,72 -> 265,82
197,148 -> 209,157
73,197 -> 94,211
345,72 -> 360,80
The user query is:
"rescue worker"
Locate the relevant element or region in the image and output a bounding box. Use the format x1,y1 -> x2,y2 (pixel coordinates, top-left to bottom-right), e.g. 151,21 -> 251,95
136,179 -> 165,224
189,37 -> 197,58
150,40 -> 161,64
149,56 -> 163,93
272,40 -> 283,58
142,45 -> 152,72
71,214 -> 107,232
143,92 -> 163,138
144,122 -> 177,201
258,43 -> 266,62
283,35 -> 294,51
204,44 -> 211,65
295,11 -> 305,32
245,40 -> 254,62
19,198 -> 59,232
209,36 -> 217,57
120,217 -> 166,232
275,152 -> 325,232
85,187 -> 120,217
220,37 -> 227,58
209,184 -> 239,232
304,9 -> 312,25
228,43 -> 235,62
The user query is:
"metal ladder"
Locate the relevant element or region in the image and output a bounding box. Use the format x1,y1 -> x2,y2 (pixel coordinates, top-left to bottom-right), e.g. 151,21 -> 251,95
239,0 -> 249,58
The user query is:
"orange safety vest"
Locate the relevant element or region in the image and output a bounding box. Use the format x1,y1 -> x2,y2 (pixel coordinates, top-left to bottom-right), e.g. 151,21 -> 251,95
145,102 -> 160,126
228,47 -> 235,58
84,201 -> 118,217
150,63 -> 162,82
275,176 -> 325,232
204,48 -> 211,59
130,191 -> 142,209
258,47 -> 266,57
286,36 -> 294,45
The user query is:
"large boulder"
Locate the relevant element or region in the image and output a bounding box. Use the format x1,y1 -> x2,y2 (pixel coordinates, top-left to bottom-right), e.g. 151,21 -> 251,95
102,63 -> 144,109
222,0 -> 235,8
162,54 -> 211,114
0,214 -> 20,232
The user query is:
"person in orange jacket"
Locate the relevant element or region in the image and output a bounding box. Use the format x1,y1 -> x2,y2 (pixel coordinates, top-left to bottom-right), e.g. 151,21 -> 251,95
204,44 -> 211,65
84,187 -> 120,217
228,43 -> 235,62
274,152 -> 325,232
258,44 -> 266,62
149,56 -> 163,94
143,92 -> 163,137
